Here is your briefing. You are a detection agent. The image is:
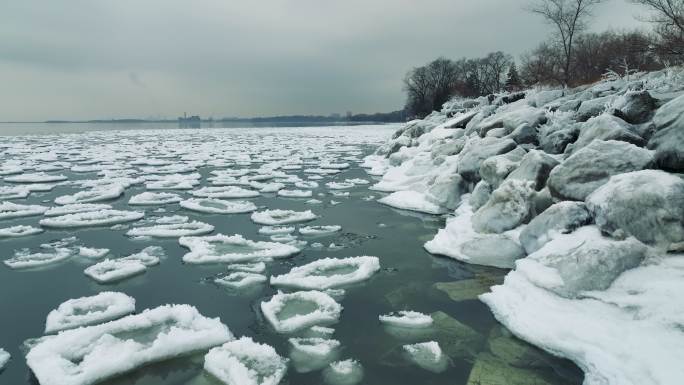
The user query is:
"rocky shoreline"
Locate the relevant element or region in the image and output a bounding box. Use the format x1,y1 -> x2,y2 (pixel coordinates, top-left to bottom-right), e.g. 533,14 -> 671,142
365,68 -> 684,385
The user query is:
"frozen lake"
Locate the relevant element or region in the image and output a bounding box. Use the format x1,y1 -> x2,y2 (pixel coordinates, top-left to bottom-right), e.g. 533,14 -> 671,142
0,124 -> 582,385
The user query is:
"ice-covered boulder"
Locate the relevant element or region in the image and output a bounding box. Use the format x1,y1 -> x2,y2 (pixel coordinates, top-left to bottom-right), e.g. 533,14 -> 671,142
504,123 -> 538,145
204,337 -> 288,385
27,305 -> 232,385
261,291 -> 342,333
539,126 -> 579,154
547,140 -> 654,201
469,181 -> 492,211
610,90 -> 657,124
479,147 -> 526,188
504,149 -> 559,190
586,170 -> 684,249
472,180 -> 536,234
457,137 -> 517,181
569,114 -> 645,152
575,95 -> 614,121
270,256 -> 380,290
647,93 -> 684,171
424,172 -> 468,210
516,226 -> 649,298
519,201 -> 592,254
45,292 -> 136,333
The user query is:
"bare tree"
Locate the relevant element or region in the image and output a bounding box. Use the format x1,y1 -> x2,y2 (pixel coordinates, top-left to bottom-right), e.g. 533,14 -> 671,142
630,0 -> 684,57
526,0 -> 606,86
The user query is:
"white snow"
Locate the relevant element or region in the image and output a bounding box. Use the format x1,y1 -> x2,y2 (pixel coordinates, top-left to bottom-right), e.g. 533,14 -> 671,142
325,181 -> 354,190
204,337 -> 287,385
191,186 -> 260,199
299,225 -> 342,235
44,292 -> 136,333
277,189 -> 313,198
271,256 -> 380,290
378,311 -> 433,328
378,190 -> 446,215
323,359 -> 363,385
402,341 -> 448,373
128,191 -> 182,205
126,220 -> 214,238
84,259 -> 147,283
78,247 -> 109,259
180,234 -> 300,264
215,272 -> 267,289
0,201 -> 48,220
27,304 -> 232,385
0,225 -> 43,238
180,198 -> 257,214
261,290 -> 343,333
40,209 -> 144,228
250,209 -> 317,225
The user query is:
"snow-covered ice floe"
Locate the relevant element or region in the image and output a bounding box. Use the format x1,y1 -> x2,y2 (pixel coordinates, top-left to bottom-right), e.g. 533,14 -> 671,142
250,209 -> 317,225
0,225 -> 43,238
180,198 -> 257,214
214,272 -> 267,289
325,182 -> 355,190
322,359 -> 364,385
0,202 -> 47,220
27,304 -> 232,385
227,262 -> 266,273
40,210 -> 144,228
277,189 -> 313,198
121,246 -> 165,266
5,172 -> 67,183
54,185 -> 125,205
378,310 -> 433,328
258,226 -> 295,235
126,220 -> 214,238
378,190 -> 446,215
0,348 -> 9,371
78,247 -> 109,259
261,290 -> 343,333
402,341 -> 448,373
44,203 -> 112,217
128,191 -> 182,205
298,225 -> 342,235
270,256 -> 380,290
288,337 -> 341,373
84,259 -> 147,283
44,292 -> 136,333
204,337 -> 287,385
4,244 -> 75,269
180,234 -> 300,264
191,186 -> 260,199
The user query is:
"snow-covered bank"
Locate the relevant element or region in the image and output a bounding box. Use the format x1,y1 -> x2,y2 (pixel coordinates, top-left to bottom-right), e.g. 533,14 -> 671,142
368,68 -> 684,384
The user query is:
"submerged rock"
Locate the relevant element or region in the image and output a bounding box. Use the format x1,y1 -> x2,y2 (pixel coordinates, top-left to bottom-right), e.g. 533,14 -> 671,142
466,353 -> 556,385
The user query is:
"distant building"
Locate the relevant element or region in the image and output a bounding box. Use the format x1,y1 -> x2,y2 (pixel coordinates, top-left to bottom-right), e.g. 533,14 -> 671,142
178,112 -> 201,128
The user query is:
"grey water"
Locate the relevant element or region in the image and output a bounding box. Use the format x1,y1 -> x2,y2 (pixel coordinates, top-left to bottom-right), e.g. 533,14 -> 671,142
0,123 -> 583,385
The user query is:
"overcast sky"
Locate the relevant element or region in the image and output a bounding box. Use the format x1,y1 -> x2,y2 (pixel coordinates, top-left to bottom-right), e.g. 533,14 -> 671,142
0,0 -> 648,121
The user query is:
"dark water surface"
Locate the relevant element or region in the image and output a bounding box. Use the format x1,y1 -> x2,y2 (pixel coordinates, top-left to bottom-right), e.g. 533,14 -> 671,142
0,124 -> 583,385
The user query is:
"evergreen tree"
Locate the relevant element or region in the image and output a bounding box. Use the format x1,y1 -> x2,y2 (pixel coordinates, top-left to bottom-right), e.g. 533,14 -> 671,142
505,63 -> 523,91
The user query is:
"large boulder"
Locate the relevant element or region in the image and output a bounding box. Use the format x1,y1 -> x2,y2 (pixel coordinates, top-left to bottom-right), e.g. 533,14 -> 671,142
647,94 -> 684,171
430,138 -> 466,162
457,137 -> 517,181
610,90 -> 657,124
505,150 -> 559,190
517,226 -> 649,298
519,201 -> 592,254
586,170 -> 684,249
425,172 -> 468,210
576,95 -> 615,122
568,114 -> 645,153
479,147 -> 527,188
470,181 -> 493,211
478,107 -> 547,137
472,179 -> 536,234
539,126 -> 579,154
504,123 -> 538,145
547,140 -> 654,201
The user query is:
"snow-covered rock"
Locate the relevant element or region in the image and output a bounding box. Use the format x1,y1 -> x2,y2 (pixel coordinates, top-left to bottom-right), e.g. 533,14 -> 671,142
472,179 -> 536,234
519,201 -> 592,254
648,93 -> 684,171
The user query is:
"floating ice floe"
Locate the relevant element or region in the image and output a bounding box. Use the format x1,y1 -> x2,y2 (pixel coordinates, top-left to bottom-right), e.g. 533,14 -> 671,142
84,259 -> 147,283
251,182 -> 285,193
121,246 -> 165,266
295,181 -> 319,189
180,198 -> 257,214
227,262 -> 266,273
54,185 -> 125,205
44,203 -> 112,216
0,348 -> 9,371
180,234 -> 300,264
0,185 -> 30,199
44,291 -> 136,333
191,186 -> 260,199
251,209 -> 317,225
299,225 -> 342,235
145,175 -> 200,190
326,182 -> 354,190
40,209 -> 144,228
323,359 -> 364,385
289,337 -> 341,373
128,191 -> 182,205
4,246 -> 74,269
271,256 -> 380,290
378,190 -> 445,215
214,272 -> 267,289
0,202 -> 48,220
345,178 -> 369,185
277,189 -> 313,198
5,172 -> 67,183
204,337 -> 288,385
402,341 -> 448,373
78,247 -> 109,259
379,311 -> 433,328
27,304 -> 232,385
261,290 -> 342,333
126,220 -> 214,238
0,225 -> 43,238
270,233 -> 297,243
258,226 -> 295,235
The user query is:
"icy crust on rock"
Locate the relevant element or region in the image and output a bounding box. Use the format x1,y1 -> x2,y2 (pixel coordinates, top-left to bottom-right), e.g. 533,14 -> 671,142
298,225 -> 342,235
214,272 -> 267,289
323,359 -> 364,385
402,341 -> 448,373
378,190 -> 446,214
27,305 -> 233,385
191,186 -> 260,199
126,220 -> 214,238
128,192 -> 182,205
180,198 -> 257,214
261,291 -> 343,333
40,210 -> 144,228
378,311 -> 433,328
180,234 -> 300,264
44,203 -> 112,217
0,201 -> 48,219
0,348 -> 9,370
55,185 -> 125,205
45,292 -> 136,333
84,259 -> 147,283
251,209 -> 317,225
204,337 -> 288,385
270,256 -> 380,290
0,225 -> 43,238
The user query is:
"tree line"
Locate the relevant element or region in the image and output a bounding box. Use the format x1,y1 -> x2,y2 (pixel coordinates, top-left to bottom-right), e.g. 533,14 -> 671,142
403,0 -> 684,118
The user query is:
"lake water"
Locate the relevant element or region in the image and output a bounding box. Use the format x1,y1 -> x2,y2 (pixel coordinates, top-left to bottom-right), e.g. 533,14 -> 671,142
0,123 -> 583,385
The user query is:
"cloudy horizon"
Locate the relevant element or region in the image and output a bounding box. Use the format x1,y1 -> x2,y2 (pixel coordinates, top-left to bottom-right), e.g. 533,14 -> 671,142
0,0 -> 648,121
